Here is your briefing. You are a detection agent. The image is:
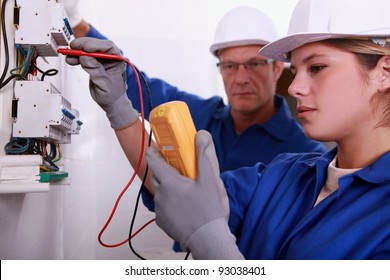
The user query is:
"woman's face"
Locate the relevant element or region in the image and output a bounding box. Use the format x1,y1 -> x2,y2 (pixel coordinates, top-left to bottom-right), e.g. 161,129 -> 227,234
288,42 -> 378,143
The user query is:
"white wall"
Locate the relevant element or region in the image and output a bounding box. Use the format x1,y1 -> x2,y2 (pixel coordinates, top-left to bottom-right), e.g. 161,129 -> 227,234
0,0 -> 298,260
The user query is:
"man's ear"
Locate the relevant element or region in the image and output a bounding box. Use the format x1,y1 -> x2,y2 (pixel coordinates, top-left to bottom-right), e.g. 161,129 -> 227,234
273,61 -> 285,81
377,55 -> 390,91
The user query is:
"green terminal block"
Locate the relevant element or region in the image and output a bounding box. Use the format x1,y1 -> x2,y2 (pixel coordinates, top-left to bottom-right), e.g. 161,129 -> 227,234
39,171 -> 69,182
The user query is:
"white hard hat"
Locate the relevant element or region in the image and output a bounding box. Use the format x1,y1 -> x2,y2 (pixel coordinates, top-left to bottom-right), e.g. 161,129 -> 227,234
260,0 -> 390,62
210,6 -> 280,57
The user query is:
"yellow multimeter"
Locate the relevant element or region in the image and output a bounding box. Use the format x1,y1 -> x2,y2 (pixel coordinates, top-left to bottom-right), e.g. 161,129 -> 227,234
149,101 -> 197,179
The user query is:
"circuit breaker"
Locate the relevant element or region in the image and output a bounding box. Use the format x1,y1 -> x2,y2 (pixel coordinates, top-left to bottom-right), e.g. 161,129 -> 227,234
12,80 -> 82,143
15,0 -> 73,56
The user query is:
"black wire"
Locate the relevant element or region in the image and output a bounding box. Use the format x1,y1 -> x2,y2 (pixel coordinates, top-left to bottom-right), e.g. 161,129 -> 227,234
40,69 -> 58,81
28,139 -> 59,171
0,0 -> 10,86
0,73 -> 26,88
47,143 -> 57,160
128,152 -> 151,260
127,67 -> 156,260
39,141 -> 59,171
34,64 -> 59,81
42,157 -> 59,171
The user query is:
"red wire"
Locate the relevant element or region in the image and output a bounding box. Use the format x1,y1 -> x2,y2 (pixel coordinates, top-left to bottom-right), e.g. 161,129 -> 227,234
97,56 -> 147,248
58,48 -> 153,248
130,218 -> 156,239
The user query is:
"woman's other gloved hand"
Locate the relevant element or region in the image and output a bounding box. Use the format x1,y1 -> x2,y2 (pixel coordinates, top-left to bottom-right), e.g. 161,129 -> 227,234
147,130 -> 244,259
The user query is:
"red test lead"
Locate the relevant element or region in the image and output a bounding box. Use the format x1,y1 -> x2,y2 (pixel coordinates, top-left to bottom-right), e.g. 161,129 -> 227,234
57,48 -> 129,62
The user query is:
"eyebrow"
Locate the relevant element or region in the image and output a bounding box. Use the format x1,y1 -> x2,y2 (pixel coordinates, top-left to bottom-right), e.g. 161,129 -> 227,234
220,57 -> 268,63
290,53 -> 329,71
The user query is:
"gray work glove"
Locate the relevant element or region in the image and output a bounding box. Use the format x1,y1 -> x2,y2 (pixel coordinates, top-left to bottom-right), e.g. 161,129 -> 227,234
65,37 -> 139,130
146,130 -> 244,260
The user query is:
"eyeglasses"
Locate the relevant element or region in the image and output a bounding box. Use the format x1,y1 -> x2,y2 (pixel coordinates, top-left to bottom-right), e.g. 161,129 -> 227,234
216,59 -> 274,75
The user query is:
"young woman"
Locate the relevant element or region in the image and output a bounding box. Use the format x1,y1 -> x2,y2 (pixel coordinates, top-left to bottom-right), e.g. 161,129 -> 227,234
146,0 -> 390,259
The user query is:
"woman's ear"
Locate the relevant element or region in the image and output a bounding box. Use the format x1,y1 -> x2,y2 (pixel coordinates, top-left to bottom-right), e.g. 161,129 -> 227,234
377,55 -> 390,91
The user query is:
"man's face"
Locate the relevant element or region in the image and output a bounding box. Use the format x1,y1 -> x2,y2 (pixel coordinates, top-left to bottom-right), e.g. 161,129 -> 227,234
218,45 -> 283,116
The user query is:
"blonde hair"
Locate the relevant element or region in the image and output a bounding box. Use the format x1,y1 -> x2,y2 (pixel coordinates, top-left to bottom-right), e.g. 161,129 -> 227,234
323,38 -> 390,128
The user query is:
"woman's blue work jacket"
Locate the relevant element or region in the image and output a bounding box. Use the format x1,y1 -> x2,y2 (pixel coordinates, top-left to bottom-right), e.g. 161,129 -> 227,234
225,148 -> 390,259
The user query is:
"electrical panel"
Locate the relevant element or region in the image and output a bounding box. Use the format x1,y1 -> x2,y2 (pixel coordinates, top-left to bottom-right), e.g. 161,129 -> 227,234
0,0 -> 82,193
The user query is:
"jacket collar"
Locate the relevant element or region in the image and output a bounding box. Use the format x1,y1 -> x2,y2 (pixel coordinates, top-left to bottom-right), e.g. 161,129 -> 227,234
310,147 -> 390,185
353,150 -> 390,184
214,95 -> 296,141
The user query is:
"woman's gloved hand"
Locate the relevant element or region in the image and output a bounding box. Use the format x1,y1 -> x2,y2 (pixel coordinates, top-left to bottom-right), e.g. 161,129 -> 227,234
65,37 -> 139,130
147,130 -> 244,259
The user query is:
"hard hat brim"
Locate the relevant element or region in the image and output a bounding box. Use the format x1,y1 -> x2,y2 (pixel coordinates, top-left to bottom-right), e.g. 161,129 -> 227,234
259,32 -> 390,62
210,39 -> 270,57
